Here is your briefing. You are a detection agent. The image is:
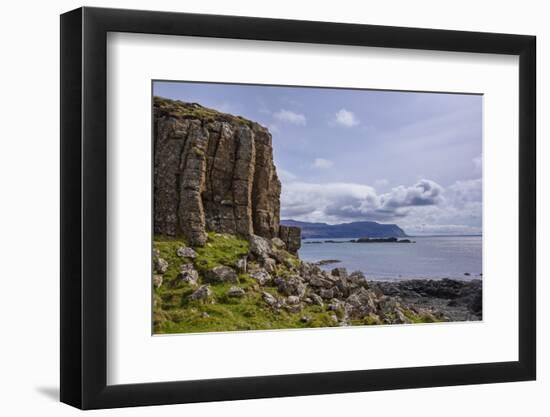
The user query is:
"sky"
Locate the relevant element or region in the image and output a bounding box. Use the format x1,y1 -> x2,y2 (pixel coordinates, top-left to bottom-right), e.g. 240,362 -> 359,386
153,81 -> 482,235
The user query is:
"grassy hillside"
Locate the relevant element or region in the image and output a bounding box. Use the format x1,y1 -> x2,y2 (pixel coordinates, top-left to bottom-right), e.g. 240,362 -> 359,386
153,233 -> 338,334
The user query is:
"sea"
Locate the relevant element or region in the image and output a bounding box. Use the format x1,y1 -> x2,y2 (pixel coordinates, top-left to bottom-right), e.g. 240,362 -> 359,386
298,235 -> 482,281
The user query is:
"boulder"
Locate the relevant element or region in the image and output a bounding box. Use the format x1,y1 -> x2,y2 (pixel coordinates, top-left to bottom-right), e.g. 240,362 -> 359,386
319,287 -> 337,300
176,246 -> 198,258
153,274 -> 163,289
286,295 -> 300,305
153,257 -> 169,274
309,293 -> 324,306
226,286 -> 246,298
307,276 -> 334,289
177,263 -> 199,286
331,267 -> 348,279
346,288 -> 378,317
278,225 -> 301,254
187,285 -> 212,301
262,291 -> 278,307
395,308 -> 411,324
249,234 -> 273,259
271,237 -> 286,250
263,257 -> 277,274
285,302 -> 302,313
204,265 -> 238,283
250,268 -> 272,285
274,276 -> 307,297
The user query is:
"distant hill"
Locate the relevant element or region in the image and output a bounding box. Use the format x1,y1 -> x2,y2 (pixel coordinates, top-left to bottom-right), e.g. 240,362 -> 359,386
281,219 -> 407,239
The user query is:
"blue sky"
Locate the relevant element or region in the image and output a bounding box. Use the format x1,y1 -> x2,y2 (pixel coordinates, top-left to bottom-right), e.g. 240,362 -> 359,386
154,81 -> 482,235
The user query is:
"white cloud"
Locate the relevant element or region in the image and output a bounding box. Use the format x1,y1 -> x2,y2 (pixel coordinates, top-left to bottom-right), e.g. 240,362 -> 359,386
273,109 -> 306,125
280,176 -> 482,234
380,179 -> 443,210
281,179 -> 444,224
312,158 -> 334,169
448,178 -> 482,207
335,109 -> 359,127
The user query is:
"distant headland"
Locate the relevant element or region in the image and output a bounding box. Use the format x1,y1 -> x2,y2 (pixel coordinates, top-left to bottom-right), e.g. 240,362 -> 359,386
280,219 -> 407,239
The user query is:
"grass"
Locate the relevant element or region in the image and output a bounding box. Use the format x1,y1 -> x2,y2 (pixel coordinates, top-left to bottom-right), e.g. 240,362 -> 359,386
152,233 -> 339,334
154,96 -> 260,129
152,232 -> 439,334
156,293 -> 339,334
193,232 -> 249,273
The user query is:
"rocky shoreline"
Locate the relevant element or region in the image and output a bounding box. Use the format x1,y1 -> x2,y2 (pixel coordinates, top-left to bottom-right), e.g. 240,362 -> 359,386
370,278 -> 482,322
153,233 -> 482,333
152,98 -> 482,333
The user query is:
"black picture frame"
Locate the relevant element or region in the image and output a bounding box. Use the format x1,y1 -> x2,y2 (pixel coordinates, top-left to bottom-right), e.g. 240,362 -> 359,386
60,6 -> 536,410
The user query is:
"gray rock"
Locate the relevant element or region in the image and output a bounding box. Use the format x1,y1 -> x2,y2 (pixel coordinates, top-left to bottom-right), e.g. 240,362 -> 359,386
177,263 -> 199,286
236,257 -> 247,273
274,276 -> 307,297
226,286 -> 246,298
262,291 -> 277,306
250,269 -> 272,285
331,267 -> 348,279
188,285 -> 212,301
153,97 -> 281,245
263,257 -> 277,273
309,293 -> 324,306
249,234 -> 273,259
176,246 -> 198,258
271,237 -> 286,250
204,265 -> 238,283
286,295 -> 300,305
346,288 -> 378,318
279,225 -> 301,254
154,257 -> 169,274
153,274 -> 163,288
319,288 -> 335,300
285,303 -> 302,313
395,308 -> 411,324
308,276 -> 334,289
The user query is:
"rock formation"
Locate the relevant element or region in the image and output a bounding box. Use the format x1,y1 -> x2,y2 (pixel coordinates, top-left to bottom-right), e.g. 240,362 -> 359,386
152,233 -> 482,333
154,97 -> 300,249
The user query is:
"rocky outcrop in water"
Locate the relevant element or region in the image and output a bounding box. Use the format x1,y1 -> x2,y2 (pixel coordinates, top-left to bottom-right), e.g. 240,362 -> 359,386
154,97 -> 300,248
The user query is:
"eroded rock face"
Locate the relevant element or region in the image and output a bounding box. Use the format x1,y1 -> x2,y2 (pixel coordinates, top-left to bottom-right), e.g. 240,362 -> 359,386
154,97 -> 283,246
279,225 -> 301,254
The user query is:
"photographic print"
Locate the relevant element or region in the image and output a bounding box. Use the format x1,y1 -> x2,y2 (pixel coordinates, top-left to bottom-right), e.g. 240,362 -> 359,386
152,81 -> 482,335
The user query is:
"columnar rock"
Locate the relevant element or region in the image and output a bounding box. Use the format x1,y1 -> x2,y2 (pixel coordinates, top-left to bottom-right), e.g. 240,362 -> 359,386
279,225 -> 302,254
154,97 -> 283,245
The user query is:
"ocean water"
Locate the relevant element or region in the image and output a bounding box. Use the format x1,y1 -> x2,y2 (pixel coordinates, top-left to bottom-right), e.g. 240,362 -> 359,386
298,236 -> 482,281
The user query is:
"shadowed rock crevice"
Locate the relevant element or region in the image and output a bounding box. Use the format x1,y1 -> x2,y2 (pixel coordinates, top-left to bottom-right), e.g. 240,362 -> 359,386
153,97 -> 299,248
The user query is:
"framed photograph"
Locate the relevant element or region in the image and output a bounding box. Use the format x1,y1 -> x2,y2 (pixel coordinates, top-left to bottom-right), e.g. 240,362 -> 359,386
60,6 -> 536,409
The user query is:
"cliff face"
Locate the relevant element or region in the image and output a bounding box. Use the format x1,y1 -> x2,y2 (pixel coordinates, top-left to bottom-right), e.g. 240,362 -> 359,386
154,97 -> 298,248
